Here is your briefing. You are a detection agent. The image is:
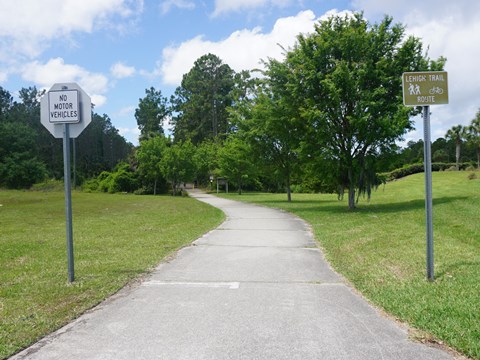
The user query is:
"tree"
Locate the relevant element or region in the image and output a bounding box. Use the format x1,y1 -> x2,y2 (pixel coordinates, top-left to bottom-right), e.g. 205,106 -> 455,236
283,13 -> 444,209
0,86 -> 13,122
76,112 -> 134,180
0,122 -> 47,188
465,110 -> 480,169
234,59 -> 303,201
160,140 -> 196,195
445,125 -> 465,170
218,136 -> 257,195
136,135 -> 168,195
171,54 -> 235,144
193,140 -> 220,186
135,87 -> 169,141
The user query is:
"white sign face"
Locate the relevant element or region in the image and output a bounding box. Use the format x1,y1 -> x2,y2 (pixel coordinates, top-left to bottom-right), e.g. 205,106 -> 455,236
40,83 -> 92,138
48,89 -> 80,123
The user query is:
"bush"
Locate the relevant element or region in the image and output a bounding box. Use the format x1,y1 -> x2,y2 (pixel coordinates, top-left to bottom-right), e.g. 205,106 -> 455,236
0,153 -> 47,189
83,163 -> 138,194
383,162 -> 474,181
82,178 -> 100,192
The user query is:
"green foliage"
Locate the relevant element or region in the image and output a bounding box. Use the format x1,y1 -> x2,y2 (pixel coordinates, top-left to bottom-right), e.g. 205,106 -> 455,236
193,140 -> 220,186
234,59 -> 304,201
136,135 -> 168,195
432,149 -> 449,162
0,85 -> 133,188
383,162 -> 473,181
135,87 -> 169,140
83,163 -> 137,194
283,13 -> 443,209
218,136 -> 257,194
160,139 -> 196,195
75,113 -> 134,180
0,153 -> 47,189
0,121 -> 47,188
171,54 -> 235,144
464,109 -> 480,168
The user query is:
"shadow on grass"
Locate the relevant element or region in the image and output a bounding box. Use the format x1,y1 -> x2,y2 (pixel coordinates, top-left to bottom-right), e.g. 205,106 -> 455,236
436,260 -> 480,280
229,194 -> 469,215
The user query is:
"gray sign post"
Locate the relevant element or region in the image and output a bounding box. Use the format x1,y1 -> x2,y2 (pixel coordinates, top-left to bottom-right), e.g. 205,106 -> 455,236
41,83 -> 92,282
402,71 -> 448,281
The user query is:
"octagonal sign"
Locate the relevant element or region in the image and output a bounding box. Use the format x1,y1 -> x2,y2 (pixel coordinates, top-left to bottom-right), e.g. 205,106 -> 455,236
40,83 -> 92,138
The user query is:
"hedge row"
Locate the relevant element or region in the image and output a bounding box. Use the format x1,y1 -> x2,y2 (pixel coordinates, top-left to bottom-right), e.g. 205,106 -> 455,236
382,162 -> 476,181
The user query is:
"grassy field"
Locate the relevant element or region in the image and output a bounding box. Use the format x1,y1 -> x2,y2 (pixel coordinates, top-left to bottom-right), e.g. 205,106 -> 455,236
219,171 -> 480,359
0,191 -> 224,359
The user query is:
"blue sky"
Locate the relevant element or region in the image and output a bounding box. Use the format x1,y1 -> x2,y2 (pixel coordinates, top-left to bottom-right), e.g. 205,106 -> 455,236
1,0 -> 479,145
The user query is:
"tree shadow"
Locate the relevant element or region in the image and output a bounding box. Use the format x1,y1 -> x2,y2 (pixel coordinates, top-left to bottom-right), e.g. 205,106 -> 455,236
436,260 -> 480,280
243,195 -> 469,215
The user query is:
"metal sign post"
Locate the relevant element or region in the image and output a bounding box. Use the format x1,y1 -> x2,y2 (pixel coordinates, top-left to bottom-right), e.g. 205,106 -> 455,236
40,83 -> 91,283
402,71 -> 449,282
422,106 -> 434,281
63,124 -> 75,282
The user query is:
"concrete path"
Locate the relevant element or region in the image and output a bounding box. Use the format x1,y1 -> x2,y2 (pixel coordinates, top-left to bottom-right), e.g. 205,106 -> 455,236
11,190 -> 454,359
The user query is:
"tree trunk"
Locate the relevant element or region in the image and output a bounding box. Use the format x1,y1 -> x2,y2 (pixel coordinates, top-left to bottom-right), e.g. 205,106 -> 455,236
348,168 -> 356,210
455,143 -> 460,170
348,185 -> 356,210
477,148 -> 480,169
153,178 -> 157,195
286,176 -> 292,202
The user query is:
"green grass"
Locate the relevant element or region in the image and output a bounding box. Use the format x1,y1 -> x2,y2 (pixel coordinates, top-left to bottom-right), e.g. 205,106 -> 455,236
219,171 -> 480,359
0,191 -> 224,359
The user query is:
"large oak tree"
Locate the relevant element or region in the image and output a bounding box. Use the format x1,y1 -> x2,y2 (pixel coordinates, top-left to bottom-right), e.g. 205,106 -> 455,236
284,13 -> 445,209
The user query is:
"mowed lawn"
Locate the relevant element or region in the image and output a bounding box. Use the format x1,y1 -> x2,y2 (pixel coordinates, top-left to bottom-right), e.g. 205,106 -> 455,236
0,191 -> 224,359
220,171 -> 480,359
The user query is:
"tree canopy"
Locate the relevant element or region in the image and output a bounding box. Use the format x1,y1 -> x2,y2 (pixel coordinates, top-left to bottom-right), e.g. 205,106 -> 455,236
135,87 -> 169,140
282,13 -> 445,208
171,53 -> 235,144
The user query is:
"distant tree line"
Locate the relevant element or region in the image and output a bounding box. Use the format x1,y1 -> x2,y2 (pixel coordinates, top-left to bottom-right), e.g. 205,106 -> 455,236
3,12 -> 479,210
0,86 -> 133,188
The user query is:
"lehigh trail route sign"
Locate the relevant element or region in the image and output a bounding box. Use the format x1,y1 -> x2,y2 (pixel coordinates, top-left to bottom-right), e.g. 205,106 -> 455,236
402,71 -> 449,106
401,70 -> 449,282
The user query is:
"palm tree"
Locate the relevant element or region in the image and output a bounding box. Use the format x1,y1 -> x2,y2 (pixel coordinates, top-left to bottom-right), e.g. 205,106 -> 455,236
445,125 -> 465,170
465,111 -> 480,169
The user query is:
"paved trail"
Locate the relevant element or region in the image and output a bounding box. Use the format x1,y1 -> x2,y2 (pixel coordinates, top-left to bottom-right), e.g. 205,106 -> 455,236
11,190 -> 453,359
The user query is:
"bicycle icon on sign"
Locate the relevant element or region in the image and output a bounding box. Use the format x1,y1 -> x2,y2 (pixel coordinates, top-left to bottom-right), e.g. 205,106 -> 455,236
429,86 -> 444,95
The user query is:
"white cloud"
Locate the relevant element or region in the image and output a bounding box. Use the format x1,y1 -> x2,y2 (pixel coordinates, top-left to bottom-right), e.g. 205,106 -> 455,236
21,57 -> 109,107
352,0 -> 480,141
91,95 -> 107,108
115,105 -> 136,117
118,126 -> 140,145
159,10 -> 348,86
0,0 -> 143,59
212,0 -> 292,17
160,0 -> 195,15
0,70 -> 7,83
110,62 -> 136,78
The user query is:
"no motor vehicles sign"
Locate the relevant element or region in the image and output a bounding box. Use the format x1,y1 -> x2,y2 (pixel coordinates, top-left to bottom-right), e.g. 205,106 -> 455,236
40,83 -> 91,138
48,89 -> 80,123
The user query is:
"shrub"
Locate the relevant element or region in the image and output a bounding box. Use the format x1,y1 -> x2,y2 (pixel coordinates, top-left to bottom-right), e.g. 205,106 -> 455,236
0,154 -> 47,189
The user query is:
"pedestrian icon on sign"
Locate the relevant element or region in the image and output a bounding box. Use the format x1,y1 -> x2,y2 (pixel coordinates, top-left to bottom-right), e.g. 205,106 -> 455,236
408,83 -> 420,95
